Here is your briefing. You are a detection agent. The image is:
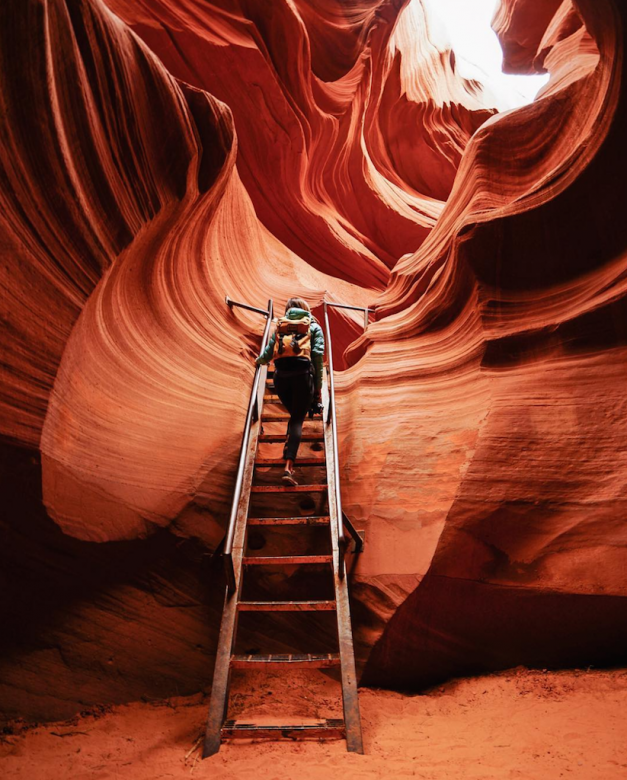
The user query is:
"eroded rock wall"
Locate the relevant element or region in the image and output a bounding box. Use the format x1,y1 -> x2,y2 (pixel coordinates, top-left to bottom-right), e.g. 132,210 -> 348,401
350,0 -> 627,686
1,0 -> 626,720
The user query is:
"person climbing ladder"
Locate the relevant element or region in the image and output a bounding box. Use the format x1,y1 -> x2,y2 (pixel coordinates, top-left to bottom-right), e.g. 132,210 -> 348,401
255,297 -> 325,485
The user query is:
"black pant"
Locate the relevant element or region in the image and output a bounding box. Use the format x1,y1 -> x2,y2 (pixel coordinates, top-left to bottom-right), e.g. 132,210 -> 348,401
273,365 -> 314,461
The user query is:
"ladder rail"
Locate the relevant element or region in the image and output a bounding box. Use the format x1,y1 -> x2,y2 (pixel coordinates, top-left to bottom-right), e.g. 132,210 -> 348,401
223,298 -> 273,592
322,373 -> 364,754
322,300 -> 367,753
202,421 -> 260,757
322,303 -> 346,568
203,298 -> 272,758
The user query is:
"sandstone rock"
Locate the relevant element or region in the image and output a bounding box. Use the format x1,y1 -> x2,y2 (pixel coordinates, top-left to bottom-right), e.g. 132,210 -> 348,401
1,0 -> 626,722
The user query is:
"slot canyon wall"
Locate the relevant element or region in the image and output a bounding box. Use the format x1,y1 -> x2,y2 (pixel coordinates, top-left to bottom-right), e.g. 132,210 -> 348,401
1,0 -> 626,721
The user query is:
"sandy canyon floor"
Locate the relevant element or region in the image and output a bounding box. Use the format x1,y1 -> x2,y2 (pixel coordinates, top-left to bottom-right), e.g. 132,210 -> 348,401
1,667 -> 626,780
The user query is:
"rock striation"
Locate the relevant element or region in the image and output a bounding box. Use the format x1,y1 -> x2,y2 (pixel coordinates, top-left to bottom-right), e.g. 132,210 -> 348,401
1,0 -> 626,721
347,0 -> 627,686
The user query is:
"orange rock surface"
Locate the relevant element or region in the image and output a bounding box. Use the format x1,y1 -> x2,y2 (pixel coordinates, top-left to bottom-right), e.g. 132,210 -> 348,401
1,0 -> 626,722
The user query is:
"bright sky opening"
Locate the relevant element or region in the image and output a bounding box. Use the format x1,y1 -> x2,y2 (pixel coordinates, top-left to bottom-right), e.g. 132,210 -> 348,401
426,0 -> 550,108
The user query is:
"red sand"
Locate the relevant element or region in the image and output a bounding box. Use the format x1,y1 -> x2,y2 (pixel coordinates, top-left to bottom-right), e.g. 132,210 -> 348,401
2,667 -> 626,780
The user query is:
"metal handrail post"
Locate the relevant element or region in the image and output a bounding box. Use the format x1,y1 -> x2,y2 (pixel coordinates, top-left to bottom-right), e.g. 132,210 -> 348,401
323,301 -> 374,331
342,511 -> 364,554
223,298 -> 273,592
225,295 -> 271,318
323,302 -> 375,315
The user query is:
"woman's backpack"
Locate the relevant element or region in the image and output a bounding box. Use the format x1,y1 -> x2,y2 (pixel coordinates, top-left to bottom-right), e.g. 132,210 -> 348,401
272,315 -> 312,361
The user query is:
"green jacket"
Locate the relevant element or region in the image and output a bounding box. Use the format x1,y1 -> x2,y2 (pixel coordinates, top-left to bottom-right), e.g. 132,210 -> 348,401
255,308 -> 325,392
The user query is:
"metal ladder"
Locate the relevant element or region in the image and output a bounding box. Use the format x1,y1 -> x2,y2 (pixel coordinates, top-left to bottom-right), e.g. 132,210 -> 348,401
202,299 -> 367,757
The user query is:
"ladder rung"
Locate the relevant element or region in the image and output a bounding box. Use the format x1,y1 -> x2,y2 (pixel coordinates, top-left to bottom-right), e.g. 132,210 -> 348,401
255,457 -> 325,466
251,484 -> 327,493
237,600 -> 336,612
262,415 -> 321,423
248,516 -> 330,526
259,434 -> 323,442
231,653 -> 340,669
222,719 -> 344,739
263,397 -> 322,411
243,555 -> 332,566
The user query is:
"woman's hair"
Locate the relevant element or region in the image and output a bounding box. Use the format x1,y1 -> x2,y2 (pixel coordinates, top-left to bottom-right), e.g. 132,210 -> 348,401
285,297 -> 310,313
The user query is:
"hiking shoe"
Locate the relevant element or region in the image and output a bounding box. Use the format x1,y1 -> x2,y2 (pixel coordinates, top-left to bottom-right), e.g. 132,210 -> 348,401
282,470 -> 298,486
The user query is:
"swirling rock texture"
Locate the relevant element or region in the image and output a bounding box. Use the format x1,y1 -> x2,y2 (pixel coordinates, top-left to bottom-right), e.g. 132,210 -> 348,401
0,0 -> 626,722
351,0 -> 627,686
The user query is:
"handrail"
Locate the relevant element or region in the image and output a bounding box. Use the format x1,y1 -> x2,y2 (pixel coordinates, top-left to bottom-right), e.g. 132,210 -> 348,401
324,301 -> 374,330
225,295 -> 271,318
323,302 -> 347,574
324,300 -> 373,573
223,297 -> 273,592
342,511 -> 364,554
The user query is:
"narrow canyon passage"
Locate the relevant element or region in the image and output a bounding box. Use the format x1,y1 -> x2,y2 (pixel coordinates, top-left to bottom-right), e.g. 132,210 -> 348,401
1,0 -> 627,767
